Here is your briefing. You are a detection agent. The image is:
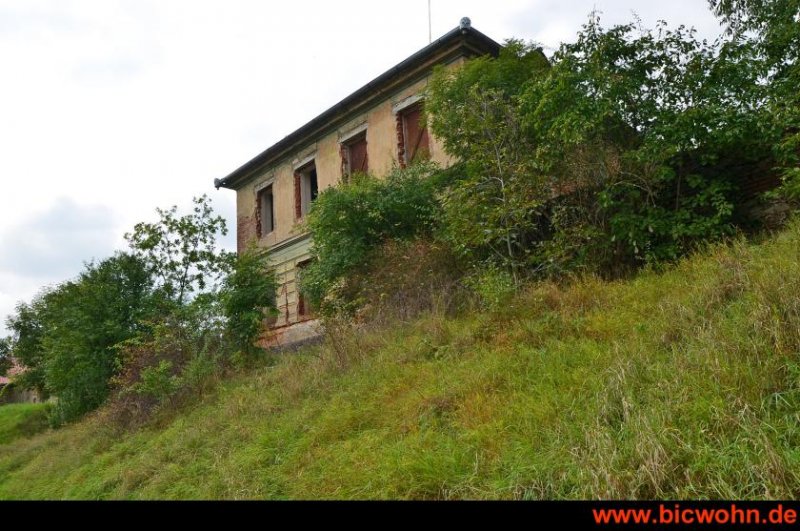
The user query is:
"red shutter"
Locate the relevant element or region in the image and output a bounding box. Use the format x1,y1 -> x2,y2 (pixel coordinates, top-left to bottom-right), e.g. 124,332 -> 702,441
294,172 -> 302,219
403,105 -> 430,164
349,134 -> 368,174
255,189 -> 263,238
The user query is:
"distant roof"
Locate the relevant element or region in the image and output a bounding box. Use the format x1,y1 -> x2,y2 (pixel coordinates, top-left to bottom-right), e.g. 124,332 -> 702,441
215,19 -> 501,191
8,363 -> 25,377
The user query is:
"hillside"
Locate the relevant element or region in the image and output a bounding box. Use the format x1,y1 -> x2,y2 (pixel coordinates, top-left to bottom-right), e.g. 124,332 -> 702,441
1,221 -> 799,499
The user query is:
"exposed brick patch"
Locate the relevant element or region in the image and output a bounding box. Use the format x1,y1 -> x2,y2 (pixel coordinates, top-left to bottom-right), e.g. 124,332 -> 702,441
255,193 -> 263,239
237,214 -> 257,253
294,171 -> 302,219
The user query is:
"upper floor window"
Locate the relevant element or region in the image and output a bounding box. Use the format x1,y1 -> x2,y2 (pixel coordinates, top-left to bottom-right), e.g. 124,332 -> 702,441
256,183 -> 274,237
294,160 -> 318,219
398,102 -> 430,166
341,131 -> 368,179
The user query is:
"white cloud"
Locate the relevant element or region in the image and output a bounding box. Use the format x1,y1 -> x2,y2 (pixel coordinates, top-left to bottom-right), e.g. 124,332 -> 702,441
0,198 -> 117,278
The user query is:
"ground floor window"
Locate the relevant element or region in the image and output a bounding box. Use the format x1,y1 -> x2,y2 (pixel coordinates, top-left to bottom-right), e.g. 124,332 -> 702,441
296,259 -> 314,318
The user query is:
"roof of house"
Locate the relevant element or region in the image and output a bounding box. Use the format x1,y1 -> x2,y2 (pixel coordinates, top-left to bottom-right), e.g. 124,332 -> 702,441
215,18 -> 501,191
1,359 -> 27,385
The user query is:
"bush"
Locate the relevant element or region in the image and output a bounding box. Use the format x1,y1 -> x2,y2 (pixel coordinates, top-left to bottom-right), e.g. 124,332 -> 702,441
428,16 -> 782,278
110,309 -> 227,427
465,265 -> 516,311
339,239 -> 470,325
302,162 -> 445,312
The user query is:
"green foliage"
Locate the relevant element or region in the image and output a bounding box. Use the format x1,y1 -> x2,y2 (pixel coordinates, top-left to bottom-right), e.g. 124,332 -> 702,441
126,195 -> 234,306
428,41 -> 550,281
711,0 -> 800,198
5,254 -> 157,426
464,265 -> 516,311
3,221 -> 800,499
105,197 -> 241,425
133,360 -> 179,404
429,16 -> 778,276
712,0 -> 799,71
302,162 -> 445,311
111,310 -> 227,426
0,338 -> 11,377
5,298 -> 49,397
523,14 -> 758,265
4,197 -> 241,426
221,247 -> 278,358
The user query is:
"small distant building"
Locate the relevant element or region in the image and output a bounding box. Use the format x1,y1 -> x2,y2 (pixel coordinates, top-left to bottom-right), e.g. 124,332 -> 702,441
0,361 -> 40,405
215,19 -> 502,346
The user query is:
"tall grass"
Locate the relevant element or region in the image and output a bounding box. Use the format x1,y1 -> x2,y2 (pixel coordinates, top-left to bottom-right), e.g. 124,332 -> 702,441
1,220 -> 800,499
0,403 -> 50,445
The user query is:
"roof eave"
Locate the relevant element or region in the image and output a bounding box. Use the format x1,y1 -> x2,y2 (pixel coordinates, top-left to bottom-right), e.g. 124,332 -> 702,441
215,25 -> 501,191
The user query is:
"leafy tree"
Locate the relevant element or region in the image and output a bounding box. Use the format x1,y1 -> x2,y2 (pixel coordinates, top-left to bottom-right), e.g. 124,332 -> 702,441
4,195 -> 263,425
711,0 -> 800,198
711,0 -> 799,71
0,337 -> 11,377
45,253 -> 156,424
429,15 -> 779,275
126,194 -> 233,307
6,295 -> 50,397
525,16 -> 774,267
221,246 -> 278,357
5,254 -> 155,424
427,41 -> 550,282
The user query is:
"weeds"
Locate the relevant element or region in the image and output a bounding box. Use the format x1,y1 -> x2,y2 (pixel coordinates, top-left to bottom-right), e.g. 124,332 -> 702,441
2,219 -> 800,499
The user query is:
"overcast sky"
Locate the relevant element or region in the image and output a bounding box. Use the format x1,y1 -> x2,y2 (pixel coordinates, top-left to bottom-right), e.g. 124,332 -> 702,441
0,0 -> 722,334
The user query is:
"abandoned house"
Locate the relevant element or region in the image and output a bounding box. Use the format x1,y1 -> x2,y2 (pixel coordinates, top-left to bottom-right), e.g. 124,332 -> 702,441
215,19 -> 501,345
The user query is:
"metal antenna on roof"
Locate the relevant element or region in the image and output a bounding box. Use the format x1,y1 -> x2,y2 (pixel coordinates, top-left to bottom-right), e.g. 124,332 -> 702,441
428,0 -> 432,43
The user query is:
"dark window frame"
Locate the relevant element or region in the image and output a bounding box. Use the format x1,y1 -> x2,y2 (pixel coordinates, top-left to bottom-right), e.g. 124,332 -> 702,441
294,160 -> 318,220
256,184 -> 275,238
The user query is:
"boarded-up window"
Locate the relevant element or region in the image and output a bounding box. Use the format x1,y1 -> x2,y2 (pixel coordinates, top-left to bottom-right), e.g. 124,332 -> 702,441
296,259 -> 314,318
401,104 -> 430,165
343,132 -> 368,178
256,184 -> 274,237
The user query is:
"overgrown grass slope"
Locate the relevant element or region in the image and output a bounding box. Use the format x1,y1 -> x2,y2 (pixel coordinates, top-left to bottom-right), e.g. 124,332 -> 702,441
1,221 -> 800,499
